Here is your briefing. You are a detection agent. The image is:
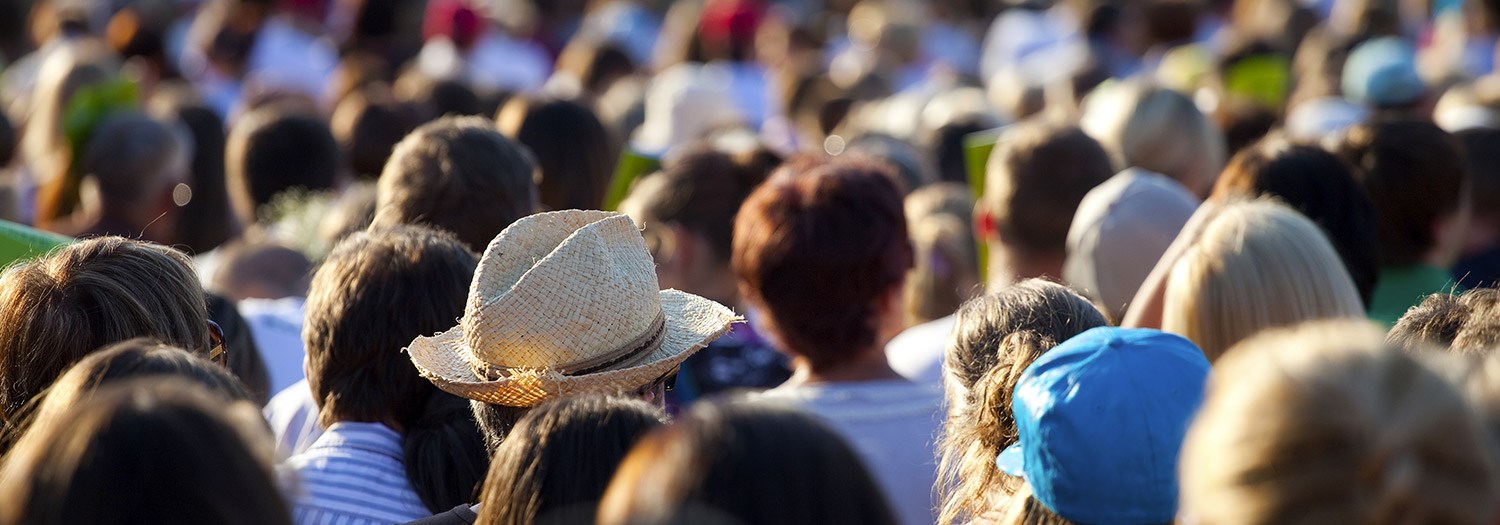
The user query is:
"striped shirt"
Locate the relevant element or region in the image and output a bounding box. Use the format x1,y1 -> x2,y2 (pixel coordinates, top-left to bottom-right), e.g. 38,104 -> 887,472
281,422 -> 431,525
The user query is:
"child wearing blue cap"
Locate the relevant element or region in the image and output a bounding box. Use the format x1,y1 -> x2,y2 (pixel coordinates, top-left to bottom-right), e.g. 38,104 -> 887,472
994,326 -> 1210,525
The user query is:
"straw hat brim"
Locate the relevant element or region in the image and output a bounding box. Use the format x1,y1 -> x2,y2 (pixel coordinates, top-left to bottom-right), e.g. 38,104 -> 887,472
407,289 -> 741,407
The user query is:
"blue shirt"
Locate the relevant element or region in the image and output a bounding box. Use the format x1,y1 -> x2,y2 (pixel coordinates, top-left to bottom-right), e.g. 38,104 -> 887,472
281,422 -> 430,525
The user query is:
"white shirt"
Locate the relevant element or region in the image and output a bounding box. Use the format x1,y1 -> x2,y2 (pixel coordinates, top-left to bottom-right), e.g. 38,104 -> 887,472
885,315 -> 956,386
237,296 -> 308,395
758,380 -> 945,525
265,379 -> 323,460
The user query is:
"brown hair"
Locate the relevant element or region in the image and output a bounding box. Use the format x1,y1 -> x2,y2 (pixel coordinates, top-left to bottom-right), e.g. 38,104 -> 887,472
1389,289 -> 1500,356
904,183 -> 980,325
981,121 -> 1114,257
1180,321 -> 1498,524
0,237 -> 207,427
1334,119 -> 1468,266
622,146 -> 772,264
371,116 -> 538,252
4,338 -> 251,448
495,96 -> 615,211
0,379 -> 289,525
938,280 -> 1108,525
597,400 -> 898,525
330,88 -> 419,180
732,157 -> 913,371
304,225 -> 477,427
476,395 -> 665,525
225,105 -> 341,224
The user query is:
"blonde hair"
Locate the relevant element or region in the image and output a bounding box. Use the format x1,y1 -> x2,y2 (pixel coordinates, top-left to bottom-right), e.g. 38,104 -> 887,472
1081,80 -> 1226,197
1180,320 -> 1498,525
938,280 -> 1108,525
1163,199 -> 1364,361
905,183 -> 980,325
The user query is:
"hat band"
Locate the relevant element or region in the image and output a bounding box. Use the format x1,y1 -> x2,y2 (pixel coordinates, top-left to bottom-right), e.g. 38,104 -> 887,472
470,311 -> 668,380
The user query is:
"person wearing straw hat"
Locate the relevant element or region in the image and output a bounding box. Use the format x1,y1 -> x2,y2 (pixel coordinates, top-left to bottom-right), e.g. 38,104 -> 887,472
406,209 -> 741,458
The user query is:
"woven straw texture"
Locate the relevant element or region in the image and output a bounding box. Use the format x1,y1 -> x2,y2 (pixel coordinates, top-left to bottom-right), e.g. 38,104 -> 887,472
407,210 -> 741,407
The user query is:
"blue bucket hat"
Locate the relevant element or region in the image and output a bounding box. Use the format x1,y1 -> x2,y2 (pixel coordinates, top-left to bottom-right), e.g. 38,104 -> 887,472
995,327 -> 1209,525
1342,37 -> 1425,107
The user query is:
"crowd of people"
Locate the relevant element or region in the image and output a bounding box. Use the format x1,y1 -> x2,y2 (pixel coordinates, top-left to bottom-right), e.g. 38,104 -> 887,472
2,0 -> 1500,523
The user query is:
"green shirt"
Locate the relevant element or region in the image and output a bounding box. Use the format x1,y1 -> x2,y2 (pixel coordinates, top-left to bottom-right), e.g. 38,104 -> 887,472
1369,264 -> 1458,327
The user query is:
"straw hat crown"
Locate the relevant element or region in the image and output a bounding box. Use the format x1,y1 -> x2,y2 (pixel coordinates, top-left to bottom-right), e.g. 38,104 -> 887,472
407,209 -> 740,407
462,210 -> 661,371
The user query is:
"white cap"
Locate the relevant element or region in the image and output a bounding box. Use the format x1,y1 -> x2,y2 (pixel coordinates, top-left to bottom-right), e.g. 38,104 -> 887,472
1064,169 -> 1199,319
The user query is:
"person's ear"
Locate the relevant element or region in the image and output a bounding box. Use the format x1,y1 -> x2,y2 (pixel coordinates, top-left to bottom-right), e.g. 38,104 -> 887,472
973,201 -> 999,243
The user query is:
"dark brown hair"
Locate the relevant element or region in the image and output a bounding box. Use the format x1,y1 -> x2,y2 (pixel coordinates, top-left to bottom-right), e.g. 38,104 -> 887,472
938,280 -> 1108,525
732,157 -> 912,370
1212,137 -> 1382,306
225,105 -> 341,223
477,395 -> 665,525
331,88 -> 419,180
982,121 -> 1114,256
625,146 -> 773,264
303,225 -> 477,428
0,378 -> 289,525
1334,119 -> 1467,266
496,97 -> 615,211
371,116 -> 538,252
1389,289 -> 1500,355
598,401 -> 898,525
0,237 -> 208,427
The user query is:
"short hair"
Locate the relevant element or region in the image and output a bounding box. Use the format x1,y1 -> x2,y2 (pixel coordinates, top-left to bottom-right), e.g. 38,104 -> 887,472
621,146 -> 770,264
0,379 -> 290,525
331,89 -> 419,180
303,225 -> 477,427
1081,81 -> 1226,196
0,237 -> 208,426
478,395 -> 665,525
938,280 -> 1108,525
7,339 -> 252,448
1335,119 -> 1467,266
1388,289 -> 1500,355
1163,199 -> 1366,360
597,401 -> 898,525
982,121 -> 1113,257
1180,321 -> 1498,525
732,157 -> 913,370
496,96 -> 615,211
371,116 -> 538,252
82,111 -> 190,206
1212,137 -> 1382,306
225,106 -> 341,223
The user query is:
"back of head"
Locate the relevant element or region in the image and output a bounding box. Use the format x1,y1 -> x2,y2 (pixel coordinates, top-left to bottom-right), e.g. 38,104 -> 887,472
1389,289 -> 1500,356
11,338 -> 251,447
1212,137 -> 1382,306
940,279 -> 1108,525
478,395 -> 665,525
371,115 -> 539,252
1180,321 -> 1498,525
0,237 -> 207,425
623,146 -> 769,267
210,239 -> 312,302
598,401 -> 898,525
982,120 -> 1113,261
226,106 -> 341,224
1081,81 -> 1226,197
496,97 -> 615,211
905,213 -> 980,325
331,89 -> 419,180
0,379 -> 289,525
1334,119 -> 1467,267
162,103 -> 240,254
732,156 -> 912,371
81,111 -> 189,210
304,225 -> 477,428
1164,199 -> 1365,360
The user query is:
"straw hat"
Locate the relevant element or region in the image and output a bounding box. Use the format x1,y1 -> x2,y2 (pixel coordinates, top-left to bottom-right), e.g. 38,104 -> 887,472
407,210 -> 741,406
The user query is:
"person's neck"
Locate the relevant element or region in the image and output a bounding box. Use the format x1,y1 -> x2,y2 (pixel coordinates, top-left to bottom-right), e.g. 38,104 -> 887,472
783,347 -> 905,387
986,246 -> 1065,291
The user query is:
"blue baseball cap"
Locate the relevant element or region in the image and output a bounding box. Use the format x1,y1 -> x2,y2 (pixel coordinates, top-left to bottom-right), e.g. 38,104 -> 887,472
995,327 -> 1209,525
1342,37 -> 1425,107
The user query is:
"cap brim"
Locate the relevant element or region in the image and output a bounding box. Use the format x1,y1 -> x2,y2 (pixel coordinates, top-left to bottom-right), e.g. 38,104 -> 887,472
407,289 -> 740,407
996,443 -> 1026,477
